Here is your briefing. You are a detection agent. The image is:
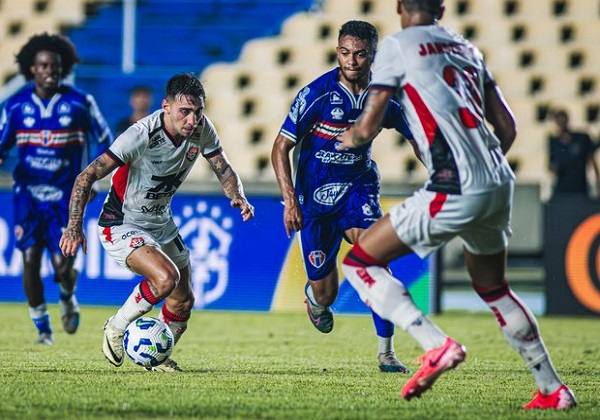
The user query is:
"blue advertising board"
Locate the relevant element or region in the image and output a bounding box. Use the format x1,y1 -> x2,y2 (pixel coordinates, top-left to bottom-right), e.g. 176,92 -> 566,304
0,191 -> 432,314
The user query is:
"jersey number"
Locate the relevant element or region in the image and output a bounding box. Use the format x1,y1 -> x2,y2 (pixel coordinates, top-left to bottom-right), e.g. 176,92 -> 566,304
442,65 -> 483,129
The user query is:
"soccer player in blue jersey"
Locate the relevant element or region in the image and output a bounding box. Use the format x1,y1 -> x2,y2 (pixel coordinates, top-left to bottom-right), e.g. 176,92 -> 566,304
271,20 -> 414,372
0,33 -> 112,345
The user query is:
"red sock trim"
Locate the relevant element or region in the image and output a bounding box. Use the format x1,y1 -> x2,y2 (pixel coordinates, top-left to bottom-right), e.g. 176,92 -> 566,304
343,242 -> 386,267
473,279 -> 510,303
139,279 -> 161,305
161,305 -> 190,323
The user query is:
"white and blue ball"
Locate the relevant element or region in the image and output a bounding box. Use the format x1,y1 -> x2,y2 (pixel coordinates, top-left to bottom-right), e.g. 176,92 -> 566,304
123,317 -> 174,368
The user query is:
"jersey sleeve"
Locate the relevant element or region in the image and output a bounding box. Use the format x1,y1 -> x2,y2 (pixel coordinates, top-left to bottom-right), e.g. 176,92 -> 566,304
279,84 -> 322,143
0,100 -> 17,160
372,36 -> 405,89
107,122 -> 148,165
198,115 -> 223,157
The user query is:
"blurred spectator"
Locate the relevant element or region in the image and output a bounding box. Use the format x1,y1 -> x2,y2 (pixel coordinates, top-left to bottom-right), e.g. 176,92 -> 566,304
115,85 -> 153,135
548,108 -> 600,199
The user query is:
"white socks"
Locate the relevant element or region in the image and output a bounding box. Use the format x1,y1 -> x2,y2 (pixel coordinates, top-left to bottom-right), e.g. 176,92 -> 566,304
343,263 -> 447,351
477,284 -> 563,394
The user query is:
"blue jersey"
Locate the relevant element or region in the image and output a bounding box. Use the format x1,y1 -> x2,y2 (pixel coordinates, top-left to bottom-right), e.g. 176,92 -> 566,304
0,83 -> 112,203
279,68 -> 412,218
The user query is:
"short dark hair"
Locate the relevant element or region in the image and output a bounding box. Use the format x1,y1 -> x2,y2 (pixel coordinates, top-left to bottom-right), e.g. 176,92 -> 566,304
402,0 -> 444,16
15,33 -> 80,81
130,85 -> 153,95
338,21 -> 378,52
165,73 -> 205,102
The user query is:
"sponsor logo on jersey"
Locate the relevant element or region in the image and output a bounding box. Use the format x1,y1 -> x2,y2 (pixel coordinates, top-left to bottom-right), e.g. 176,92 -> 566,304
186,147 -> 199,161
151,160 -> 163,165
141,204 -> 169,214
315,150 -> 362,165
330,92 -> 343,104
362,203 -> 374,216
309,250 -> 326,268
130,237 -> 145,248
26,184 -> 63,202
121,230 -> 139,240
289,87 -> 310,123
146,171 -> 186,199
149,136 -> 166,149
313,183 -> 351,206
331,108 -> 344,120
59,115 -> 72,126
23,117 -> 35,128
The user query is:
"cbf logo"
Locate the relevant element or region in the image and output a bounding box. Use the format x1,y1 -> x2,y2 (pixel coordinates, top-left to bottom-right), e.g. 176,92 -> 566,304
309,250 -> 326,268
175,201 -> 234,309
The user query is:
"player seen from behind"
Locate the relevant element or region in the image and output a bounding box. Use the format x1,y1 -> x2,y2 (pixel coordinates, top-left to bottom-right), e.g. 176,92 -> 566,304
337,0 -> 576,409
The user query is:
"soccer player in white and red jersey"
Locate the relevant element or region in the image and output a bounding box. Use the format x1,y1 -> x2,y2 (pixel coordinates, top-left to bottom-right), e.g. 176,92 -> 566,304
59,73 -> 254,372
337,0 -> 576,410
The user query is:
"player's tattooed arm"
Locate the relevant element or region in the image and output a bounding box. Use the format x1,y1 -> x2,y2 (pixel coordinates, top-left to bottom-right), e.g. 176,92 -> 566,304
208,151 -> 255,221
60,153 -> 118,256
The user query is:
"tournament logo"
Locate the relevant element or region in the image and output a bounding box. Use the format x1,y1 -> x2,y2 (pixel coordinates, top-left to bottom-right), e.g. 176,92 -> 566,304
130,237 -> 145,248
309,250 -> 326,268
186,147 -> 199,161
177,201 -> 234,309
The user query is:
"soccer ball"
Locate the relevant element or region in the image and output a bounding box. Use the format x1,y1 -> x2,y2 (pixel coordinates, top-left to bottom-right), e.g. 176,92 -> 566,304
123,317 -> 174,368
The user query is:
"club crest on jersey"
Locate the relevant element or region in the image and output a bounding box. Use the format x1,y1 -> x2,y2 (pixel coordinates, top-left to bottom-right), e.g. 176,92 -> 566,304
186,147 -> 199,161
309,250 -> 326,268
362,203 -> 373,216
130,237 -> 145,248
331,108 -> 344,120
14,225 -> 24,241
330,92 -> 343,104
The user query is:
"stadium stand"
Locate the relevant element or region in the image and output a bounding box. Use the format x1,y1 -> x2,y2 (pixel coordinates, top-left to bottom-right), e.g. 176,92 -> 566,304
0,0 -> 598,185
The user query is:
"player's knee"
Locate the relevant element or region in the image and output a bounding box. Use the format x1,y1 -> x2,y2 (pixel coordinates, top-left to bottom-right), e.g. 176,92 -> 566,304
151,269 -> 180,298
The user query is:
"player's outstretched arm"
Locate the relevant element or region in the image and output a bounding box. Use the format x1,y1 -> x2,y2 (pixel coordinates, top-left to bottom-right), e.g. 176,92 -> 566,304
60,153 -> 118,256
484,82 -> 516,154
271,134 -> 302,237
207,151 -> 254,222
337,87 -> 394,149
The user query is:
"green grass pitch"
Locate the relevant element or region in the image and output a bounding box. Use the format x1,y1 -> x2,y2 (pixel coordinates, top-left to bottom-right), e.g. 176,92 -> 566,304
1,302 -> 598,419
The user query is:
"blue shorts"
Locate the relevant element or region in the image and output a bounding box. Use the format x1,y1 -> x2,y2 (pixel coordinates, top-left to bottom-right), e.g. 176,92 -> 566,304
299,185 -> 382,280
13,192 -> 69,254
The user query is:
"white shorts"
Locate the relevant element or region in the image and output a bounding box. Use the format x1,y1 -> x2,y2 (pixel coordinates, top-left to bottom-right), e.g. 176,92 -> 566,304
389,182 -> 513,258
98,224 -> 190,270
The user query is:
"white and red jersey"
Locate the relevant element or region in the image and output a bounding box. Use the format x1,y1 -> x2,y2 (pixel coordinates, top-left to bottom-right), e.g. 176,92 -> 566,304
372,23 -> 515,194
99,110 -> 222,242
